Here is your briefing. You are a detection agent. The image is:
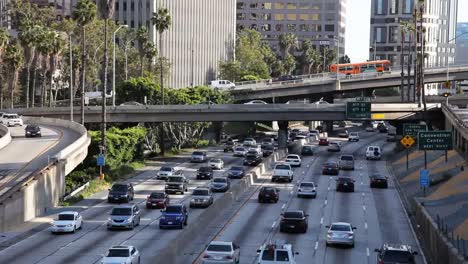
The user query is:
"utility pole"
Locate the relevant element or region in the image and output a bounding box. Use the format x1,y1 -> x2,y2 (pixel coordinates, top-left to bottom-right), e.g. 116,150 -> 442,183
400,29 -> 405,102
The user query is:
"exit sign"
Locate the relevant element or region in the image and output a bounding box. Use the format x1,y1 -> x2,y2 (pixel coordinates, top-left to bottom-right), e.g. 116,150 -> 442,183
418,131 -> 453,151
346,102 -> 371,119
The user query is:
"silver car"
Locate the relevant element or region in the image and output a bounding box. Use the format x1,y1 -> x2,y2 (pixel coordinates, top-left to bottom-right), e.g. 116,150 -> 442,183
107,205 -> 141,230
297,182 -> 317,198
210,177 -> 230,192
325,222 -> 356,247
338,155 -> 355,170
202,241 -> 240,264
190,187 -> 214,208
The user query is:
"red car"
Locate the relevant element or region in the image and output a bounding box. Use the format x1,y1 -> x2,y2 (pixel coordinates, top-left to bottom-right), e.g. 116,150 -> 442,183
322,162 -> 339,175
319,137 -> 329,146
146,191 -> 169,209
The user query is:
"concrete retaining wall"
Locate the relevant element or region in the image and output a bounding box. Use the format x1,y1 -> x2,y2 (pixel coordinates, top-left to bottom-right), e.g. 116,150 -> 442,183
0,117 -> 90,232
0,124 -> 11,150
414,201 -> 468,264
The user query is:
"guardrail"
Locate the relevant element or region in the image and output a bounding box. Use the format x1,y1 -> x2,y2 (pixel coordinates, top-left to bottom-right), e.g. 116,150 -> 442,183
0,124 -> 11,150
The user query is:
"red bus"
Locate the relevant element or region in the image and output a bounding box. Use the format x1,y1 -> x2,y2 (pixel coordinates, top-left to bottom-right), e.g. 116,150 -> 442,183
330,60 -> 391,75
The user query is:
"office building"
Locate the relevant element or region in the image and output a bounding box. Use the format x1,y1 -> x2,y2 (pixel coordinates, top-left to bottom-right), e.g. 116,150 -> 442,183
455,22 -> 468,65
236,0 -> 347,57
114,0 -> 236,88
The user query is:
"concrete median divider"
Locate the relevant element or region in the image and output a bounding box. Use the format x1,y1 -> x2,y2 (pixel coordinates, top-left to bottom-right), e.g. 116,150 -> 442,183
0,124 -> 12,150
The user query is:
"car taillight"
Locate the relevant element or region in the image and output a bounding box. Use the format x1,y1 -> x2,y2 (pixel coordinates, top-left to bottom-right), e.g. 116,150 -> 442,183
378,259 -> 384,264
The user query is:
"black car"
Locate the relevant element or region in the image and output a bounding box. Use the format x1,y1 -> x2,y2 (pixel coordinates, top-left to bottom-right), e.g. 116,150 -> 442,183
197,166 -> 214,180
274,75 -> 301,82
261,144 -> 275,157
108,183 -> 134,203
227,166 -> 245,179
369,174 -> 388,188
279,210 -> 309,233
243,153 -> 262,166
336,177 -> 355,192
322,162 -> 339,175
378,123 -> 388,133
25,124 -> 41,137
301,145 -> 314,156
258,186 -> 279,203
375,244 -> 418,264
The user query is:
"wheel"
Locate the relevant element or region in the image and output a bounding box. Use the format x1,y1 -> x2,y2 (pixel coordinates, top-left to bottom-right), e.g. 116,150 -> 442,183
180,223 -> 184,229
131,222 -> 135,229
184,218 -> 188,225
137,256 -> 141,264
72,225 -> 76,233
79,222 -> 83,229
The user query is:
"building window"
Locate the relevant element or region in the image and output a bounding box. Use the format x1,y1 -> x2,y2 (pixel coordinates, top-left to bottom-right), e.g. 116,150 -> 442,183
250,13 -> 258,20
123,2 -> 127,11
274,24 -> 283,31
299,24 -> 309,31
251,24 -> 258,30
274,3 -> 284,9
287,24 -> 296,31
286,3 -> 296,9
131,20 -> 134,28
326,3 -> 335,10
388,54 -> 397,64
237,13 -> 245,20
250,3 -> 258,9
403,0 -> 413,14
274,14 -> 284,20
325,14 -> 335,21
389,0 -> 398,14
115,2 -> 119,11
263,13 -> 272,20
375,27 -> 387,43
131,1 -> 134,11
311,24 -> 321,32
299,3 -> 309,9
286,14 -> 296,20
311,14 -> 320,20
389,26 -> 398,42
299,14 -> 308,20
261,24 -> 271,31
237,2 -> 244,9
237,24 -> 245,30
375,0 -> 387,15
325,25 -> 335,32
262,3 -> 272,9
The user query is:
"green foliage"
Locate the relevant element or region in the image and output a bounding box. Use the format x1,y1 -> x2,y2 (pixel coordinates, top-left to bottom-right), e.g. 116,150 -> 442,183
283,54 -> 296,75
117,77 -> 160,104
194,139 -> 210,148
240,75 -> 260,81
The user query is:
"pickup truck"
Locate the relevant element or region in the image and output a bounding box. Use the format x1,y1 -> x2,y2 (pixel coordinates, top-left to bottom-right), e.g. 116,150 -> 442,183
272,163 -> 294,183
165,175 -> 189,194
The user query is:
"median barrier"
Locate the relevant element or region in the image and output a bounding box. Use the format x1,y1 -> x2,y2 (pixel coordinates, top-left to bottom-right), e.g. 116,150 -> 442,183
0,124 -> 11,150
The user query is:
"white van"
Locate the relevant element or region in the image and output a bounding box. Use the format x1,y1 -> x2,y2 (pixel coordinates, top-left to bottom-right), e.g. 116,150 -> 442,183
366,146 -> 381,160
209,80 -> 235,90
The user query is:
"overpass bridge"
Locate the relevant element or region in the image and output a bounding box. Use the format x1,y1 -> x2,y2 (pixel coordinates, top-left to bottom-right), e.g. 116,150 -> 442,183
231,64 -> 468,101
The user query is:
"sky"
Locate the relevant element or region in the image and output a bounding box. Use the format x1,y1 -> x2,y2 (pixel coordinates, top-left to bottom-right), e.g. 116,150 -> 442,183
345,0 -> 468,62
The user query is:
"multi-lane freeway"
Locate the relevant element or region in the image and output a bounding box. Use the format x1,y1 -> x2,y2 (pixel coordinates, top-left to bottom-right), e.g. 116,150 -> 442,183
0,126 -> 425,264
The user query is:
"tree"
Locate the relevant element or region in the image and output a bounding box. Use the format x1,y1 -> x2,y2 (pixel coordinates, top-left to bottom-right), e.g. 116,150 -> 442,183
283,54 -> 296,75
18,20 -> 39,109
36,28 -> 54,107
279,33 -> 298,58
4,38 -> 24,109
0,28 -> 9,109
73,0 -> 97,124
135,26 -> 150,77
116,77 -> 160,105
339,54 -> 351,64
48,32 -> 65,107
300,40 -> 319,74
151,7 -> 171,106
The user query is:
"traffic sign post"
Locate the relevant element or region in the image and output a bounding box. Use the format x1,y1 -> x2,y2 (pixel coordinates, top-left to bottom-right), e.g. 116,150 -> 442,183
418,131 -> 453,151
97,154 -> 105,166
419,169 -> 430,196
400,135 -> 416,170
346,101 -> 371,120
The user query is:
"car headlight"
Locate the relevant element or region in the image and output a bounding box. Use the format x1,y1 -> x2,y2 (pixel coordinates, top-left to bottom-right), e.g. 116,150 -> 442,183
165,185 -> 170,188
26,131 -> 31,134
66,224 -> 73,227
108,194 -> 113,197
160,216 -> 166,220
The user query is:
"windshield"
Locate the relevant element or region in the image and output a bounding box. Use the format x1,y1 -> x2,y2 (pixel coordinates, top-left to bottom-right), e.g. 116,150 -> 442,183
5,114 -> 19,119
287,155 -> 298,159
111,185 -> 127,192
283,212 -> 303,218
160,167 -> 172,171
111,208 -> 132,216
193,151 -> 204,156
199,167 -> 212,172
210,159 -> 221,163
164,206 -> 182,213
213,178 -> 226,183
275,165 -> 290,170
341,156 -> 353,161
303,146 -> 312,150
276,250 -> 290,261
107,249 -> 129,257
58,214 -> 74,221
246,154 -> 257,159
167,177 -> 183,182
325,163 -> 337,167
235,147 -> 245,151
300,183 -> 314,187
207,244 -> 232,252
350,133 -> 358,136
193,189 -> 209,196
331,224 -> 351,231
382,251 -> 413,262
230,166 -> 242,171
150,192 -> 165,199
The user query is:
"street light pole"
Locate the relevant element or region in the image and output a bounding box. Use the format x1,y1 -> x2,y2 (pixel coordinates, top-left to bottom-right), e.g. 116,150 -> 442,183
69,33 -> 73,121
335,36 -> 339,80
112,25 -> 128,107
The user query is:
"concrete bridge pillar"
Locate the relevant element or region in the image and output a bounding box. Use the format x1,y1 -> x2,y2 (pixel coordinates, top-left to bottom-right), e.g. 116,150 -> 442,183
278,121 -> 288,149
325,121 -> 334,134
213,121 -> 224,143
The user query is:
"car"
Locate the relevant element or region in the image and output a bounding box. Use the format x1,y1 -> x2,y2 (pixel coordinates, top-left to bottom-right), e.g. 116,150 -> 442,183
366,126 -> 375,132
165,175 -> 189,194
223,141 -> 236,152
279,210 -> 309,233
374,244 -> 418,264
233,146 -> 248,157
256,241 -> 298,264
327,142 -> 341,152
378,123 -> 388,133
294,135 -> 307,141
338,130 -> 349,138
248,146 -> 263,157
210,80 -> 235,89
211,177 -> 231,192
244,100 -> 268,104
325,222 -> 356,247
227,166 -> 245,179
297,182 -> 317,198
208,158 -> 224,170
386,134 -> 396,142
25,124 -> 41,137
335,177 -> 355,192
1,113 -> 23,127
107,204 -> 141,230
119,101 -> 143,106
366,146 -> 382,160
191,151 -> 207,162
348,132 -> 359,141
49,211 -> 83,233
101,245 -> 140,264
318,137 -> 329,146
159,204 -> 188,229
309,129 -> 319,137
338,121 -> 347,128
272,163 -> 294,182
261,144 -> 275,157
275,74 -> 301,82
369,174 -> 389,188
322,162 -> 339,175
243,137 -> 257,146
146,191 -> 170,209
285,154 -> 301,167
338,155 -> 355,170
262,137 -> 275,145
197,166 -> 214,180
243,153 -> 262,166
258,186 -> 279,203
202,241 -> 240,264
301,145 -> 315,156
156,166 -> 176,180
190,187 -> 214,208
108,183 -> 134,203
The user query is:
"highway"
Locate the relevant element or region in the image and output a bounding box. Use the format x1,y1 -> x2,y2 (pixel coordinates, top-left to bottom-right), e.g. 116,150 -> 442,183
0,125 -> 80,197
0,127 -> 425,264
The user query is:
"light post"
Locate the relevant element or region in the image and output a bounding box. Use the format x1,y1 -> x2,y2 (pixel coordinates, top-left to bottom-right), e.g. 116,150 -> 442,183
112,25 -> 128,107
69,33 -> 73,121
334,36 -> 340,79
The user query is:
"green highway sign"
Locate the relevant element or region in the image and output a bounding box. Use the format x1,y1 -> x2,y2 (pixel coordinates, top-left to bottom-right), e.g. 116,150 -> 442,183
403,124 -> 427,139
418,131 -> 453,151
346,102 -> 371,119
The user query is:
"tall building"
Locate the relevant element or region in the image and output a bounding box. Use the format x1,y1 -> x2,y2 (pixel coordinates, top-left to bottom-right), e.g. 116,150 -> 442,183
114,0 -> 236,88
236,0 -> 346,57
455,23 -> 468,65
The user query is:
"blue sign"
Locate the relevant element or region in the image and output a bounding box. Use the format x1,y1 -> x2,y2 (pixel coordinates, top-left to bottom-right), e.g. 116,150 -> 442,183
97,154 -> 105,166
419,169 -> 430,187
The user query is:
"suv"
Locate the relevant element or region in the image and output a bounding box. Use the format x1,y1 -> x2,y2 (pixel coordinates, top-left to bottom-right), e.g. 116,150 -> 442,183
256,242 -> 298,264
348,132 -> 359,142
25,124 -> 41,137
258,187 -> 279,203
165,175 -> 189,194
159,204 -> 188,229
156,166 -> 176,180
197,166 -> 214,180
1,113 -> 23,127
191,151 -> 207,163
107,204 -> 141,230
338,155 -> 355,170
366,146 -> 381,160
243,152 -> 262,166
301,145 -> 314,156
374,244 -> 418,264
279,210 -> 309,233
107,183 -> 134,203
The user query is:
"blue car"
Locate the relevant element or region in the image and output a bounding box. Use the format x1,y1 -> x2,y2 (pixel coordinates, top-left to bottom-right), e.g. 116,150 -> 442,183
159,204 -> 188,229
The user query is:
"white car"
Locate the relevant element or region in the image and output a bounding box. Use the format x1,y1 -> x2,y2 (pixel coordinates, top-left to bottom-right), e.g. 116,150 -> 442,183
244,100 -> 268,104
365,126 -> 375,132
208,158 -> 224,170
101,245 -> 140,264
327,142 -> 341,152
1,113 -> 23,127
243,138 -> 257,146
285,154 -> 301,167
209,80 -> 235,89
202,241 -> 240,264
233,146 -> 248,157
156,166 -> 175,180
348,132 -> 359,142
325,222 -> 356,247
256,242 -> 297,264
49,211 -> 83,233
297,182 -> 317,198
272,163 -> 294,182
366,146 -> 381,160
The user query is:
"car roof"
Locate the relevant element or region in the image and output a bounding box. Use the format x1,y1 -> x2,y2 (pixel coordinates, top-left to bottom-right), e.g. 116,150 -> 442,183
195,186 -> 210,191
209,241 -> 232,246
287,154 -> 300,157
110,245 -> 131,249
58,211 -> 78,215
113,204 -> 135,209
284,210 -> 304,214
331,222 -> 352,226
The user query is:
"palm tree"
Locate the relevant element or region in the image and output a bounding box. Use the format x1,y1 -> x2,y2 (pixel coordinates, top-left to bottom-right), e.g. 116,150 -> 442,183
279,33 -> 298,58
136,26 -> 150,76
18,24 -> 39,108
4,38 -> 24,109
73,0 -> 97,124
144,41 -> 158,73
36,28 -> 53,107
300,40 -> 319,74
0,28 -> 9,109
48,32 -> 65,107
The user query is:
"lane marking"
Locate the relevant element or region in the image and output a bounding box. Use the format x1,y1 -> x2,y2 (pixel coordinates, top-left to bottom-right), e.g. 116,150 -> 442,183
364,222 -> 368,230
271,221 -> 276,228
281,204 -> 286,209
363,205 -> 366,211
366,247 -> 370,257
314,241 -> 319,250
324,200 -> 328,205
327,187 -> 330,191
320,217 -> 323,225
